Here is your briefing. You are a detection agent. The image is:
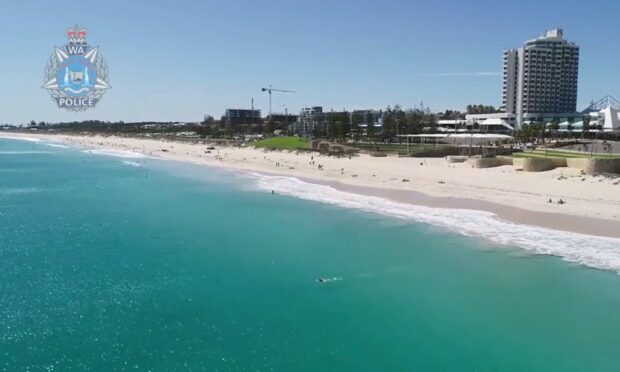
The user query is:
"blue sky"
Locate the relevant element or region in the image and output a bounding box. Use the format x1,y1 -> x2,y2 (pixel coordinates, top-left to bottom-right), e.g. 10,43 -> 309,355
1,0 -> 619,124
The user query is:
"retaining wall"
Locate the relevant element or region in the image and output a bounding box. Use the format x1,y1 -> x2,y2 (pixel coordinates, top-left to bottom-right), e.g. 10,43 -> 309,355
467,157 -> 513,168
567,158 -> 620,175
446,156 -> 468,163
520,158 -> 567,172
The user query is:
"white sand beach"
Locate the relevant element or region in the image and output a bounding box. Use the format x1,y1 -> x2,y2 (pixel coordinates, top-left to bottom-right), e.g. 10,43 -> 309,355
4,132 -> 620,238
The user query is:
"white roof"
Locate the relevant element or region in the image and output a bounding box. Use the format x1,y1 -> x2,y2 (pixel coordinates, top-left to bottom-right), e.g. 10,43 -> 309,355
435,127 -> 470,133
480,118 -> 514,130
398,133 -> 513,139
481,118 -> 506,125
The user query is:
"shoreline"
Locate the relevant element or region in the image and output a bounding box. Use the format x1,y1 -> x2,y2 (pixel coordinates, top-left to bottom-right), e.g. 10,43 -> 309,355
2,131 -> 620,239
311,179 -> 620,239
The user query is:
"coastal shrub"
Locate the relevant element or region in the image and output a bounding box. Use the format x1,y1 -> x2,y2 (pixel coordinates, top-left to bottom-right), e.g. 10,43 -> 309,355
330,145 -> 344,153
370,151 -> 388,157
410,146 -> 462,158
318,143 -> 330,153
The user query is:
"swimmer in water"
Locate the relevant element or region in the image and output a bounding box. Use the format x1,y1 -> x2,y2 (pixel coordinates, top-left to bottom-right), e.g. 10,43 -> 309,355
316,277 -> 341,283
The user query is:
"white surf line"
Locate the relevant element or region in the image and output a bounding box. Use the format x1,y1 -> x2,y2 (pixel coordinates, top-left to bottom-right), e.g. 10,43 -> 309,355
0,135 -> 41,142
249,172 -> 620,273
82,148 -> 150,159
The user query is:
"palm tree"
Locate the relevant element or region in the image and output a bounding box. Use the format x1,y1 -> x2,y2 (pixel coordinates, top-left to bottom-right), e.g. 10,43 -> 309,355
548,119 -> 560,141
582,115 -> 591,139
567,118 -> 574,138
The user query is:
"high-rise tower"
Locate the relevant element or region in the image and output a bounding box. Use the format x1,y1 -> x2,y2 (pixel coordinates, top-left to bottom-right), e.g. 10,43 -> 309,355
502,29 -> 579,122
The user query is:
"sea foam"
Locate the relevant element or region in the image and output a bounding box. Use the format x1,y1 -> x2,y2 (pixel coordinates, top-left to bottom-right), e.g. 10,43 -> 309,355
45,143 -> 69,149
0,136 -> 41,143
121,160 -> 142,167
0,187 -> 42,195
0,151 -> 52,154
250,173 -> 620,272
82,149 -> 148,159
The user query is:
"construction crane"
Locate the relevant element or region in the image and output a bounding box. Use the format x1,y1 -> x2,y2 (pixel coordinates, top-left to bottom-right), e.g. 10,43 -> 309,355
261,85 -> 295,121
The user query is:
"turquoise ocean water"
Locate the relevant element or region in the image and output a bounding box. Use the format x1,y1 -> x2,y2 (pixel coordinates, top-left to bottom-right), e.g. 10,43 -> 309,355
2,137 -> 620,371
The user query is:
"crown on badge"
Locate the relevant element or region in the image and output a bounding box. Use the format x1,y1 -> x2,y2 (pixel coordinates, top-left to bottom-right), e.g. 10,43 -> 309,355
66,25 -> 87,44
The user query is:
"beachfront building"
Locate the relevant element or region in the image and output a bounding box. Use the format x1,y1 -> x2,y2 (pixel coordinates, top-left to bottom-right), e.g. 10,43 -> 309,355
289,108 -> 384,136
289,107 -> 325,135
224,109 -> 262,126
269,113 -> 298,126
469,29 -> 580,129
504,29 -> 579,125
437,119 -> 515,134
563,95 -> 620,133
464,113 -> 517,133
501,96 -> 620,134
351,109 -> 384,135
436,119 -> 469,133
591,106 -> 620,132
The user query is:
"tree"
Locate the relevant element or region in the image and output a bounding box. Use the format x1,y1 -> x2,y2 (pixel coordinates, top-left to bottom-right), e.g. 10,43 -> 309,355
366,122 -> 376,140
426,114 -> 438,134
264,120 -> 274,135
194,124 -> 212,138
531,122 -> 545,144
566,118 -> 574,137
439,109 -> 464,120
333,121 -> 345,141
466,105 -> 497,115
350,116 -> 361,142
202,115 -> 215,125
382,105 -> 402,138
514,123 -> 530,142
582,115 -> 591,139
548,118 -> 560,141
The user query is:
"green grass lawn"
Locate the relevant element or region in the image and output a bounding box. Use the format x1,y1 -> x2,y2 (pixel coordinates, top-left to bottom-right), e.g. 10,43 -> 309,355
512,149 -> 620,159
254,136 -> 309,150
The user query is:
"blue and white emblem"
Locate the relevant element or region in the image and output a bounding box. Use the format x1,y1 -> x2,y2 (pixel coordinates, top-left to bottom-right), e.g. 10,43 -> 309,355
42,26 -> 111,111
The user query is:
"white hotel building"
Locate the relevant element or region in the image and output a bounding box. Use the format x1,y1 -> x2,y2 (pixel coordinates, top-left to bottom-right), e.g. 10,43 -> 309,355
503,29 -> 579,121
465,29 -> 583,131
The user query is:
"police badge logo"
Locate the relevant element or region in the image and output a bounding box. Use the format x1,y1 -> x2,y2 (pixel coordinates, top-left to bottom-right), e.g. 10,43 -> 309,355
42,26 -> 111,111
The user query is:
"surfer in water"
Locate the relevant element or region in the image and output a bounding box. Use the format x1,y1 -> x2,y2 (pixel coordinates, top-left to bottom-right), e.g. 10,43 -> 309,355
316,277 -> 342,283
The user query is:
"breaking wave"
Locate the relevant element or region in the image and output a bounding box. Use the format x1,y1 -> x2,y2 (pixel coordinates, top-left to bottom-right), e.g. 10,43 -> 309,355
0,151 -> 51,154
250,173 -> 620,272
82,149 -> 148,159
45,143 -> 70,149
0,187 -> 42,195
0,136 -> 41,143
121,160 -> 142,167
